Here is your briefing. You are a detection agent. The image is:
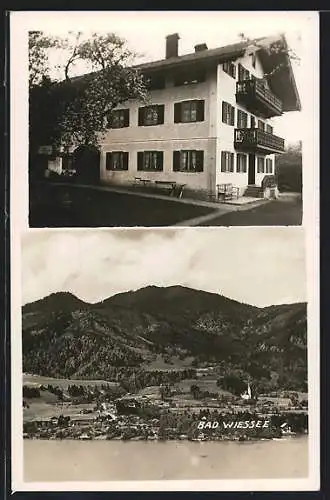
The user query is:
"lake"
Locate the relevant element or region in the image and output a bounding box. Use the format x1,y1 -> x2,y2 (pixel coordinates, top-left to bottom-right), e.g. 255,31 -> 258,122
24,437 -> 308,482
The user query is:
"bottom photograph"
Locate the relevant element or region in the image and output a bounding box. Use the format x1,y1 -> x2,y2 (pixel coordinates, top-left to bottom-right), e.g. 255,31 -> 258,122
19,227 -> 309,484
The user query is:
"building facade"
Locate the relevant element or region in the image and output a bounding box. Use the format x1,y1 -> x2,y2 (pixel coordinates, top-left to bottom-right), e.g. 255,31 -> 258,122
47,34 -> 300,198
97,33 -> 300,198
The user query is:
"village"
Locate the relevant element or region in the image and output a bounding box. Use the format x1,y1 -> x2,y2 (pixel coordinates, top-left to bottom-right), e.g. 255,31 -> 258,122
23,376 -> 308,442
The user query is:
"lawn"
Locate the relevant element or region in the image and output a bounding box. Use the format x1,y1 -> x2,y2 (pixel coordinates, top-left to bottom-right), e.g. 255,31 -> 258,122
200,197 -> 303,226
29,183 -> 215,227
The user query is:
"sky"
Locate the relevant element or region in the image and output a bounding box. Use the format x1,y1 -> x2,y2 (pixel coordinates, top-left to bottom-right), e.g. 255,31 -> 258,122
21,227 -> 306,308
18,10 -> 318,143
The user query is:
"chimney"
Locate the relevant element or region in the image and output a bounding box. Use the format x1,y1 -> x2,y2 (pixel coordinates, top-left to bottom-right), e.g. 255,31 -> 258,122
194,43 -> 208,53
166,33 -> 180,59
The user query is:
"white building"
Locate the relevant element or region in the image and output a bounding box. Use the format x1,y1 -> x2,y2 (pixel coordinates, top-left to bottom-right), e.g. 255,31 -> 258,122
98,33 -> 300,198
48,33 -> 300,199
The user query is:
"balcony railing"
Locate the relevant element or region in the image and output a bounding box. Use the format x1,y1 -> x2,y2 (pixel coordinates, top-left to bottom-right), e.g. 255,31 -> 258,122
236,78 -> 282,118
234,128 -> 285,154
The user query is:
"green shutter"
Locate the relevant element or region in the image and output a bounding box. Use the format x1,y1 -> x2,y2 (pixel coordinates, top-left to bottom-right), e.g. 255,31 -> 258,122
124,109 -> 130,127
174,103 -> 181,123
222,101 -> 226,123
123,152 -> 129,170
158,105 -> 165,125
221,151 -> 226,172
157,152 -> 164,171
106,153 -> 112,170
173,151 -> 180,171
196,151 -> 204,172
137,152 -> 143,171
231,106 -> 235,126
138,108 -> 144,126
196,100 -> 205,121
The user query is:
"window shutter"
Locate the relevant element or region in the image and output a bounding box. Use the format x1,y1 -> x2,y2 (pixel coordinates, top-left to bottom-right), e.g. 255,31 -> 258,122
123,152 -> 129,170
232,64 -> 236,79
238,63 -> 243,81
106,153 -> 112,170
258,120 -> 265,131
157,152 -> 163,171
243,155 -> 247,173
174,103 -> 181,123
158,105 -> 165,125
222,102 -> 226,123
138,108 -> 144,126
231,106 -> 235,126
196,100 -> 205,121
196,151 -> 204,172
137,152 -> 143,171
124,109 -> 129,127
173,151 -> 180,171
221,151 -> 226,172
230,153 -> 234,172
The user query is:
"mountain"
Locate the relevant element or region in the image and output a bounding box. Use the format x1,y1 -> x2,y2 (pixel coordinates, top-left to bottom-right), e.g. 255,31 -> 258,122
23,291 -> 88,312
22,286 -> 307,391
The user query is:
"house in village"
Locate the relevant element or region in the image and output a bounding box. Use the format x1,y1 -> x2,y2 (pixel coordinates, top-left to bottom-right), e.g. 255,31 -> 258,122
46,33 -> 301,200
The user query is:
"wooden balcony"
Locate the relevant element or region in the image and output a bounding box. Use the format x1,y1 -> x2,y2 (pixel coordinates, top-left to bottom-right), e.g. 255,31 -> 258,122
236,79 -> 283,118
234,128 -> 285,154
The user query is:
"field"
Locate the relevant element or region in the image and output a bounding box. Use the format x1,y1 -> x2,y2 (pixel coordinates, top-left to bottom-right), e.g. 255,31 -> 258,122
23,373 -> 118,389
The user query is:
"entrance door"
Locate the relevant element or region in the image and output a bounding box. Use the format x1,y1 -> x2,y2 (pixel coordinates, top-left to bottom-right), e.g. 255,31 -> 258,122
248,154 -> 256,185
73,145 -> 101,184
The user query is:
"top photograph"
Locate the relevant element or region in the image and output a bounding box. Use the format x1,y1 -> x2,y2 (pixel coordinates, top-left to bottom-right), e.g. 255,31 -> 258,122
26,12 -> 310,228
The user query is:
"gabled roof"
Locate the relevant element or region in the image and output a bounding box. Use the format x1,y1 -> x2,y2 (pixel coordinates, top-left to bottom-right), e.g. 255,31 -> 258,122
134,34 -> 301,113
70,34 -> 301,113
133,38 -> 256,72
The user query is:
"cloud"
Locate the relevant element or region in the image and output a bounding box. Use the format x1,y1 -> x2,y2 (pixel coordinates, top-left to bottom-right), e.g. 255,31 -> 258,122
21,228 -> 306,307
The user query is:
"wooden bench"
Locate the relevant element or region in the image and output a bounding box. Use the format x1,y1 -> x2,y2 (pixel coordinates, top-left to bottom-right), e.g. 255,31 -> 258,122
154,181 -> 186,198
133,177 -> 153,187
216,183 -> 239,202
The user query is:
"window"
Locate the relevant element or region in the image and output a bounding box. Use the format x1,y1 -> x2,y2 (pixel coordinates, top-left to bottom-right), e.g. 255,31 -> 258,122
251,115 -> 256,128
266,158 -> 273,174
223,61 -> 236,79
238,63 -> 250,81
251,53 -> 256,68
266,124 -> 274,134
221,151 -> 234,172
174,100 -> 205,123
173,150 -> 204,172
236,153 -> 247,173
138,105 -> 164,126
258,120 -> 265,131
257,156 -> 265,173
137,151 -> 163,171
174,69 -> 206,86
145,74 -> 166,90
237,109 -> 248,128
108,109 -> 129,129
106,152 -> 129,171
222,101 -> 235,126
